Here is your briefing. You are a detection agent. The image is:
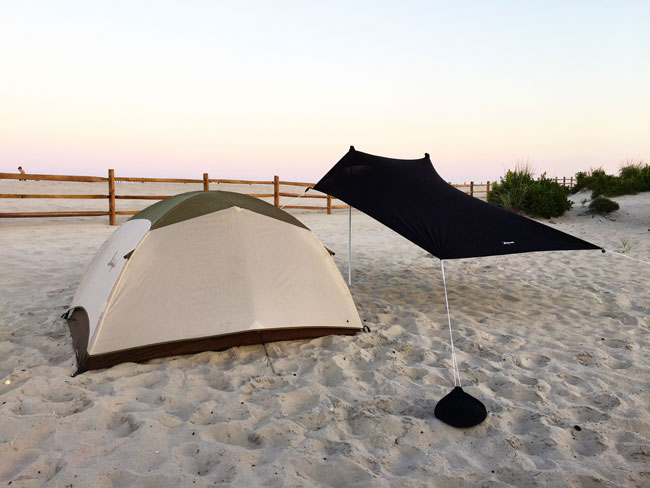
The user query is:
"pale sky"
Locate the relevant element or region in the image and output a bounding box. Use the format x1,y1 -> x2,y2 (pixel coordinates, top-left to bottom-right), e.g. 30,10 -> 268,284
1,1 -> 649,183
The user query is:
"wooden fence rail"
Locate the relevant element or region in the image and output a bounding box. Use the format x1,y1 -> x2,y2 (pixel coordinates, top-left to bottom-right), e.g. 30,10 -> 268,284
0,170 -> 349,224
0,171 -> 576,225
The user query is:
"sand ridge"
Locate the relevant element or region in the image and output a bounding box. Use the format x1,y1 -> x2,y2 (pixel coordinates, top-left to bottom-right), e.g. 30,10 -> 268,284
0,182 -> 649,487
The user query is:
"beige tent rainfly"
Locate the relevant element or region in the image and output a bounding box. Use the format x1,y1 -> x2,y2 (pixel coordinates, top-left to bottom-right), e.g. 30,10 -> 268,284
64,191 -> 362,374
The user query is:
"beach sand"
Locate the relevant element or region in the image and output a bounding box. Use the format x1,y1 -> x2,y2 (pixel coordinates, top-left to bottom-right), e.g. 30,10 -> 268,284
1,181 -> 648,487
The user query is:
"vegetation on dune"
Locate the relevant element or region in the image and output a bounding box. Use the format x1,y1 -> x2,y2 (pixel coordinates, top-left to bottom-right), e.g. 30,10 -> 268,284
588,196 -> 620,215
571,161 -> 650,199
487,159 -> 647,218
487,163 -> 572,218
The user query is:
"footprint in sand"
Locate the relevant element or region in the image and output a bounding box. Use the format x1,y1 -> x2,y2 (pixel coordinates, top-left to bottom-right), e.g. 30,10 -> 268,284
509,409 -> 545,435
603,357 -> 632,370
561,374 -> 585,387
185,448 -> 239,482
278,389 -> 322,417
291,456 -> 373,486
568,426 -> 608,456
574,351 -> 603,367
118,370 -> 169,389
14,382 -> 93,417
603,338 -> 628,349
383,444 -> 428,477
323,440 -> 354,457
205,370 -> 234,391
615,441 -> 650,462
314,361 -> 348,387
569,405 -> 610,423
201,423 -> 264,449
512,373 -> 538,386
107,413 -> 142,438
490,378 -> 543,403
587,392 -> 621,412
517,354 -> 551,370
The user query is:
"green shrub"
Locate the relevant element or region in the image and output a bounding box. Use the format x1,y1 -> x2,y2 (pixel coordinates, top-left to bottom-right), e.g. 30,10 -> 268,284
525,176 -> 573,218
488,165 -> 572,218
487,163 -> 534,213
589,197 -> 620,214
619,162 -> 644,179
641,167 -> 650,191
621,162 -> 650,192
571,161 -> 650,198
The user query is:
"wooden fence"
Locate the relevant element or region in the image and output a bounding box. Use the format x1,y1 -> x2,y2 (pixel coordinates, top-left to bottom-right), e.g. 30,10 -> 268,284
0,171 -> 350,225
0,171 -> 576,225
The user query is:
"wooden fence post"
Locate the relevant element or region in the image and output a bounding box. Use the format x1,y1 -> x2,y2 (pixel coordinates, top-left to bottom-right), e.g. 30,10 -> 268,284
273,175 -> 280,207
108,169 -> 116,226
203,173 -> 209,191
470,181 -> 474,197
563,176 -> 566,186
327,195 -> 332,214
486,181 -> 491,195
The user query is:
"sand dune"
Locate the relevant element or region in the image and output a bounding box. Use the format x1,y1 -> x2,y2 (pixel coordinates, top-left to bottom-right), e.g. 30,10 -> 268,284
1,182 -> 648,487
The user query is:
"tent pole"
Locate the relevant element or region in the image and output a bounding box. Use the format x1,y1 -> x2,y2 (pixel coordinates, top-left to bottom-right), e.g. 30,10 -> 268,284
348,205 -> 352,285
440,260 -> 461,387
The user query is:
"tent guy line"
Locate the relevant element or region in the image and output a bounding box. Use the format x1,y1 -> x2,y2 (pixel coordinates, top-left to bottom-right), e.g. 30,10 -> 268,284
605,250 -> 650,266
440,260 -> 462,388
258,332 -> 278,376
279,187 -> 311,209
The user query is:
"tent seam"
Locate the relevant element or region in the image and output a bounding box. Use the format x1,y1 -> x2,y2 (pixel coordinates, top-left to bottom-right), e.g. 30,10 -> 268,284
87,231 -> 151,354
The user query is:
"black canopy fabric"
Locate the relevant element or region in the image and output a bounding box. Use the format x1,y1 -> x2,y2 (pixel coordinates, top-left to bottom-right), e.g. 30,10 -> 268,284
314,147 -> 601,260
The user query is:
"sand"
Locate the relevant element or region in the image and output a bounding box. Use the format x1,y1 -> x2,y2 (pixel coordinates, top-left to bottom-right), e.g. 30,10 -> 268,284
1,181 -> 649,487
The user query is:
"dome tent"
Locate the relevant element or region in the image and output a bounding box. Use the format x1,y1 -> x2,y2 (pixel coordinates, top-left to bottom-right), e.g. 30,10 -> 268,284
64,191 -> 362,374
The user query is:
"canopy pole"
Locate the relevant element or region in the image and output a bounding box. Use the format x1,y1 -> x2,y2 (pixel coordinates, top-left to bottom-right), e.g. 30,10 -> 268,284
440,260 -> 461,387
348,205 -> 352,285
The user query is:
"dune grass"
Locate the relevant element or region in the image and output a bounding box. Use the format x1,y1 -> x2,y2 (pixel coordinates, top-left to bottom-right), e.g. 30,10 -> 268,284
572,161 -> 650,199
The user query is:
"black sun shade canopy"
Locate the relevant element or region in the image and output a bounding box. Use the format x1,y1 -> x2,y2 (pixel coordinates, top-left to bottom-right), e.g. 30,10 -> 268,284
314,147 -> 601,260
